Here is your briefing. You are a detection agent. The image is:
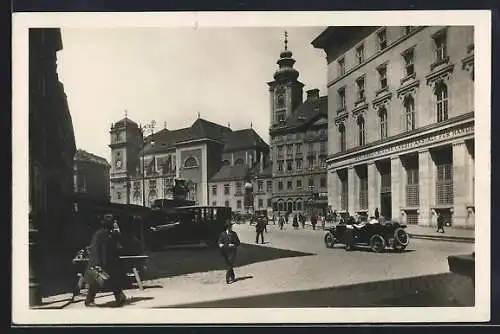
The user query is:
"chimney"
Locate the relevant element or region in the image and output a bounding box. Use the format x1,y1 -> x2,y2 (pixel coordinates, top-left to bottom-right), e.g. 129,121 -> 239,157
306,89 -> 320,101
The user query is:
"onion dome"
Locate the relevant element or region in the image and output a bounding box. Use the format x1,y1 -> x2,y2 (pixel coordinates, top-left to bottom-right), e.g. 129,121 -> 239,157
274,31 -> 299,81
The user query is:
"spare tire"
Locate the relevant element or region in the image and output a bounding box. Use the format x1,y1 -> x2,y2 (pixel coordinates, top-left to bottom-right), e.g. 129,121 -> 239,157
324,233 -> 335,248
394,227 -> 409,247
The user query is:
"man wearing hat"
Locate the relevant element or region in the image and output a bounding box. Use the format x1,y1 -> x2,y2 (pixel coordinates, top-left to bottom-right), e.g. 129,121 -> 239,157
217,220 -> 241,284
84,214 -> 127,307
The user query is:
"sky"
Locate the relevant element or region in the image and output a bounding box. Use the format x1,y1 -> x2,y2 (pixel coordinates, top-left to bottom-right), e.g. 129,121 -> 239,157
56,27 -> 328,162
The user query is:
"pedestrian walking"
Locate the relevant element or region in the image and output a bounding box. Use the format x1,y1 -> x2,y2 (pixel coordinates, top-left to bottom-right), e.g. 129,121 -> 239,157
374,208 -> 380,219
278,215 -> 285,230
292,214 -> 299,230
84,214 -> 127,307
218,220 -> 241,284
272,214 -> 276,225
311,214 -> 317,230
255,218 -> 266,244
436,211 -> 445,233
300,214 -> 306,229
321,215 -> 326,230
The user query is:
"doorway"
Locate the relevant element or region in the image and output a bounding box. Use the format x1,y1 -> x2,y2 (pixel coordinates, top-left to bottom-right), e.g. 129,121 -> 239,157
380,192 -> 392,220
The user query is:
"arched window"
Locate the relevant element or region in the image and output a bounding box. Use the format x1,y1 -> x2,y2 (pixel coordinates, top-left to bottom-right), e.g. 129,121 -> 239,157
379,107 -> 388,139
435,82 -> 448,122
404,96 -> 415,131
296,199 -> 303,211
339,123 -> 346,152
234,158 -> 244,166
357,116 -> 366,146
278,200 -> 284,212
184,157 -> 198,168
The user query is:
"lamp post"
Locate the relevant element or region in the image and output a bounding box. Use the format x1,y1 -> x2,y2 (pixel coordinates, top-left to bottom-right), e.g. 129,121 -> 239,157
140,121 -> 156,207
309,185 -> 315,218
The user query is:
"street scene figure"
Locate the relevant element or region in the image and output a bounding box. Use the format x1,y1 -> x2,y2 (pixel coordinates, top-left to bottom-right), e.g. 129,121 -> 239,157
292,214 -> 299,230
311,214 -> 317,230
436,212 -> 445,233
84,214 -> 127,307
255,218 -> 266,244
374,208 -> 380,220
218,221 -> 241,284
278,215 -> 285,230
300,214 -> 306,229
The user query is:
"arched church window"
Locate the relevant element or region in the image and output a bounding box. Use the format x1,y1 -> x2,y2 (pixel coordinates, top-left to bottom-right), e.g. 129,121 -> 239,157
184,157 -> 199,168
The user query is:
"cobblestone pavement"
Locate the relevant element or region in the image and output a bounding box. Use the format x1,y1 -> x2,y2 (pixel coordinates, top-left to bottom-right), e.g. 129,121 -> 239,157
38,223 -> 474,309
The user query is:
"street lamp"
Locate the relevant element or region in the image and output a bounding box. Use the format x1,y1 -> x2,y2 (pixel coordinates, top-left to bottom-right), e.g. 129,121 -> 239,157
309,185 -> 315,218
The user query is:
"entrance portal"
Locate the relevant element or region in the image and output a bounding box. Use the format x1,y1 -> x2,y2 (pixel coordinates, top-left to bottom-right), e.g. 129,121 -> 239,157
380,192 -> 392,220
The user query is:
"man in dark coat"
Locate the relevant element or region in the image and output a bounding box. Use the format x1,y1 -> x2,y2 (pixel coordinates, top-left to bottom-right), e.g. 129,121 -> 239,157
255,217 -> 266,244
84,214 -> 127,307
218,221 -> 241,284
311,214 -> 318,230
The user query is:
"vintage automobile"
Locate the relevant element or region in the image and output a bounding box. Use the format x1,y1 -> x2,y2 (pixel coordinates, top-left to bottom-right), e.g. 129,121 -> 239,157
145,206 -> 232,250
324,220 -> 410,252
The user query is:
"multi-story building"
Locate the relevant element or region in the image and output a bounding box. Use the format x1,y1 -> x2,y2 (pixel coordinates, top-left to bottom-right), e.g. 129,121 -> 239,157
109,116 -> 270,209
73,149 -> 111,202
312,26 -> 474,228
29,28 -> 77,248
268,34 -> 329,216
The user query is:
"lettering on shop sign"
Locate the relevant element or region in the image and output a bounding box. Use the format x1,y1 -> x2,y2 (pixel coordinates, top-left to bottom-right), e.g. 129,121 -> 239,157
354,125 -> 474,161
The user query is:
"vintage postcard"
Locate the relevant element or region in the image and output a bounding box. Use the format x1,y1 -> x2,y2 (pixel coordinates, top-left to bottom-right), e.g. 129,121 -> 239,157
12,10 -> 491,324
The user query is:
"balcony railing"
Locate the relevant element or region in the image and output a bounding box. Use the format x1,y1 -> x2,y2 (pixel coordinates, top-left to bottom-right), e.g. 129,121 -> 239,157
295,152 -> 303,158
307,151 -> 317,158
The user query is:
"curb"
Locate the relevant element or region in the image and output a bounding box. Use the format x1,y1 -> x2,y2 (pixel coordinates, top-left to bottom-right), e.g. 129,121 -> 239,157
409,233 -> 474,243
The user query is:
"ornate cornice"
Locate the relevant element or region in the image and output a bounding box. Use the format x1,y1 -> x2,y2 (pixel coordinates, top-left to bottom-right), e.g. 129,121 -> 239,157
334,112 -> 348,127
372,91 -> 393,109
396,79 -> 420,100
352,101 -> 368,118
462,44 -> 474,80
425,63 -> 454,87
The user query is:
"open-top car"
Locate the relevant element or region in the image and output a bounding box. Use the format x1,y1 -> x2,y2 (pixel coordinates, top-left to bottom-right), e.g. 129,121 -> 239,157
324,220 -> 410,252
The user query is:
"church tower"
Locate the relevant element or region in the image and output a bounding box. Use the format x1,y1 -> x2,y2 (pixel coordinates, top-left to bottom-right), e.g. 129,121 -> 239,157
268,31 -> 304,127
109,111 -> 142,204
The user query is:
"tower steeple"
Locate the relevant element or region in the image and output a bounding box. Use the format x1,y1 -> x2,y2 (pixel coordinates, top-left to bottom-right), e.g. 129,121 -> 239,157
274,31 -> 299,81
268,31 -> 304,127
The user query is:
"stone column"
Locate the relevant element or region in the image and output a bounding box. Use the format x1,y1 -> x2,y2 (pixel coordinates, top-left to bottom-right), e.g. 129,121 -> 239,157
328,170 -> 339,210
367,162 -> 379,217
348,166 -> 357,214
452,141 -> 469,227
390,156 -> 403,222
418,149 -> 433,226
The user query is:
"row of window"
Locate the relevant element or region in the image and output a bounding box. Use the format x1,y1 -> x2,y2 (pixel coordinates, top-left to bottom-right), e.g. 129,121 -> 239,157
212,180 -> 273,196
337,159 -> 453,211
214,198 -> 272,209
337,26 -> 447,79
276,142 -> 327,156
273,130 -> 326,143
337,35 -> 449,113
276,157 -> 327,172
337,82 -> 449,151
276,176 -> 327,191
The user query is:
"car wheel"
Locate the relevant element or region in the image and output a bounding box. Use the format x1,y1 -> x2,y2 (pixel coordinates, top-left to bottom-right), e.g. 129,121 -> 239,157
369,234 -> 385,253
394,228 -> 409,247
324,233 -> 335,248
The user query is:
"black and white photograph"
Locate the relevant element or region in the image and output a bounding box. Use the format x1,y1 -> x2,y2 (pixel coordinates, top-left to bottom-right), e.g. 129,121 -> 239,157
12,11 -> 490,324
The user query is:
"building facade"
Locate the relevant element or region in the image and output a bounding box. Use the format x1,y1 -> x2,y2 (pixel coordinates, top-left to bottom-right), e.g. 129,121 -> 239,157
29,28 -> 77,248
268,34 -> 329,216
312,26 -> 474,228
109,116 -> 270,209
73,149 -> 111,202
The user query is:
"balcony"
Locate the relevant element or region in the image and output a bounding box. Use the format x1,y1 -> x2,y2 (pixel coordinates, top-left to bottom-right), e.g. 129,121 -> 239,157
286,151 -> 293,157
295,151 -> 303,158
319,150 -> 327,157
277,152 -> 284,159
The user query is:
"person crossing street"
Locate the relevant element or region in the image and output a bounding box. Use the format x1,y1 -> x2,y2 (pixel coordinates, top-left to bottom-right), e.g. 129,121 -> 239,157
218,220 -> 241,284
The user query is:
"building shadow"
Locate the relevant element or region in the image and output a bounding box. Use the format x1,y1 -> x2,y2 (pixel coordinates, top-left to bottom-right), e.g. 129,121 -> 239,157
143,243 -> 315,281
160,272 -> 474,308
